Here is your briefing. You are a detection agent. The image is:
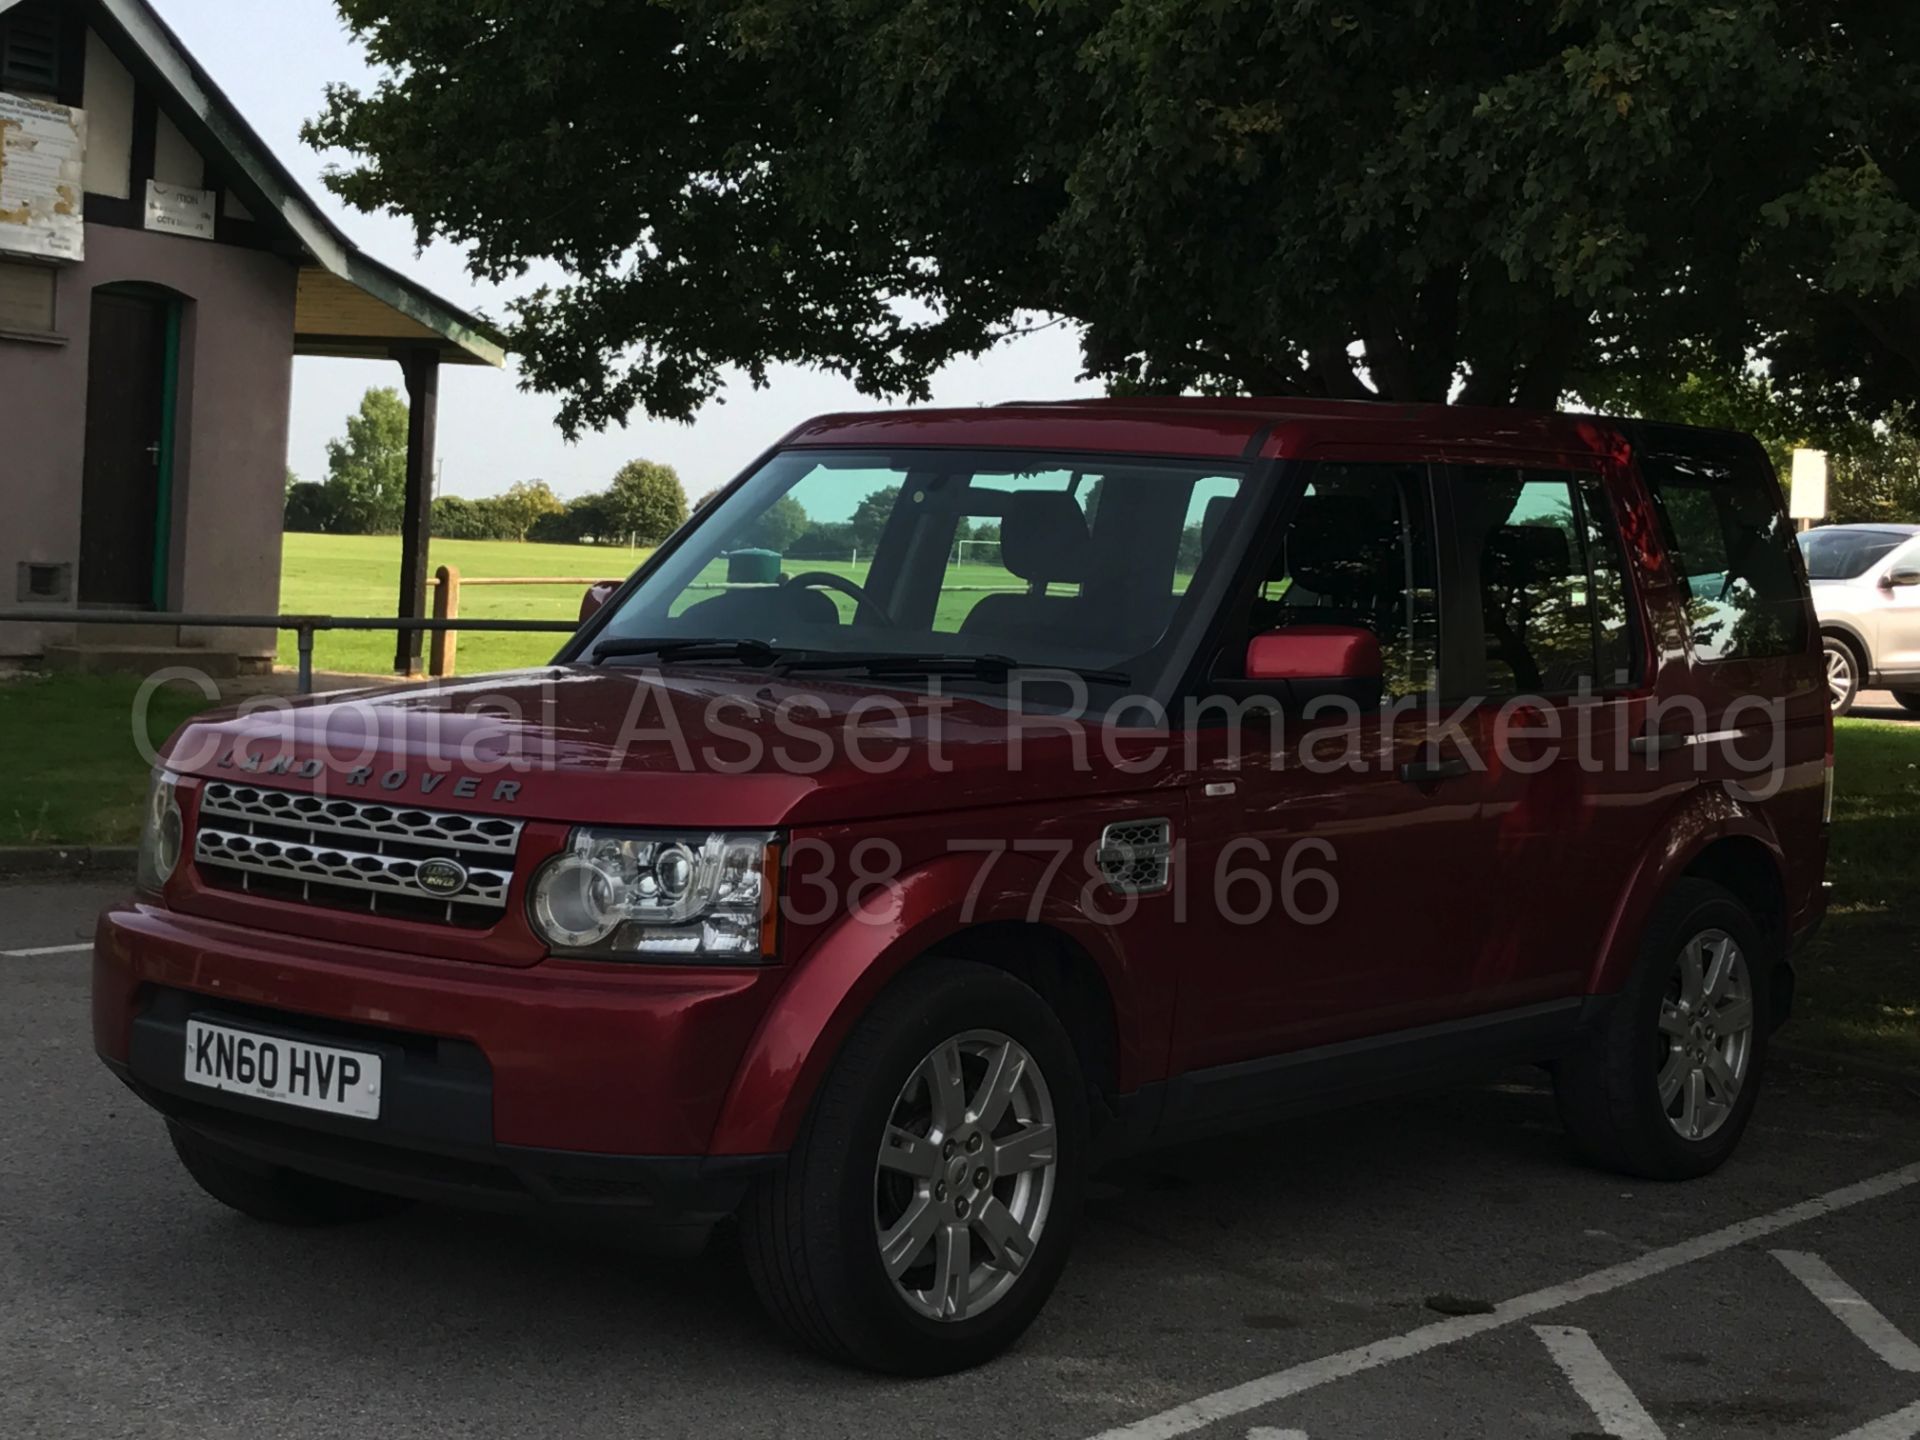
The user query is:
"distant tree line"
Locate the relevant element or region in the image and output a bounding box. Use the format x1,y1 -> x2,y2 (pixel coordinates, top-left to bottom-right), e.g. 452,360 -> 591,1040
285,388 -> 691,544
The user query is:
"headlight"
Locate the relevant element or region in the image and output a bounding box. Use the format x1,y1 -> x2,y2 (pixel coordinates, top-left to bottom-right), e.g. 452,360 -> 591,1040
529,829 -> 779,961
136,770 -> 183,893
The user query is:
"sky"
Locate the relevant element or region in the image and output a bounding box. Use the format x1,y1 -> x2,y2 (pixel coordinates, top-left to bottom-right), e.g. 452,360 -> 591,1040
156,0 -> 1098,504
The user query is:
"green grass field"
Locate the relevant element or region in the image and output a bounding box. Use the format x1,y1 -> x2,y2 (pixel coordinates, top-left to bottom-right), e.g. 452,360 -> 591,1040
277,533 -> 645,675
0,673 -> 218,846
1796,717 -> 1920,1068
276,534 -> 1036,675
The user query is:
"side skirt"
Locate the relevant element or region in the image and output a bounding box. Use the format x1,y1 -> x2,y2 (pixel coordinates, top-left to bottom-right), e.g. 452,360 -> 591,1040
1129,998 -> 1595,1148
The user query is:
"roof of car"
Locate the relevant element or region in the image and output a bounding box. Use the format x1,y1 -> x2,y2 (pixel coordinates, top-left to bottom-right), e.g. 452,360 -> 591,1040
778,396 -> 1753,464
1804,523 -> 1920,535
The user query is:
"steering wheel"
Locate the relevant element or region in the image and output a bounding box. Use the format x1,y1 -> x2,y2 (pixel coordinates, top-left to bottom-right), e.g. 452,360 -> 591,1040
783,570 -> 896,628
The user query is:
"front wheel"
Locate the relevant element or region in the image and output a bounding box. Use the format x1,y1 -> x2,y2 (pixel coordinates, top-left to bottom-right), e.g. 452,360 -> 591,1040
1892,689 -> 1920,716
1555,879 -> 1769,1180
742,961 -> 1087,1374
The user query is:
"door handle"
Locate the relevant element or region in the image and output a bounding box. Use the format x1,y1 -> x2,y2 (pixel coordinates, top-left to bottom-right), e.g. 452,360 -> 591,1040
1399,756 -> 1471,785
1628,729 -> 1692,755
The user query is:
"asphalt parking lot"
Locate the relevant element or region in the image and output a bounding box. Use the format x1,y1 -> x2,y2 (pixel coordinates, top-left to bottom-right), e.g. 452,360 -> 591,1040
1856,691 -> 1920,724
6,880 -> 1920,1440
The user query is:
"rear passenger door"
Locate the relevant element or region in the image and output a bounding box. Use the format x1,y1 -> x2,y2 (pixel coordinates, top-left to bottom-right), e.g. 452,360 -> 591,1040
1436,459 -> 1668,1005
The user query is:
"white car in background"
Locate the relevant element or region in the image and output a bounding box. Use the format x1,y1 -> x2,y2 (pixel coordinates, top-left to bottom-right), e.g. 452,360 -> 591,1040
1799,523 -> 1920,714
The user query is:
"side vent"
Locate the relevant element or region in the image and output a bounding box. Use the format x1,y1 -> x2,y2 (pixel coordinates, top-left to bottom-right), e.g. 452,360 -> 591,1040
1096,817 -> 1172,894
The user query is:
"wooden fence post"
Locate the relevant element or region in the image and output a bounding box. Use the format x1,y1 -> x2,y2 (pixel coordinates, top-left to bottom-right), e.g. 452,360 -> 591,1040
430,565 -> 459,678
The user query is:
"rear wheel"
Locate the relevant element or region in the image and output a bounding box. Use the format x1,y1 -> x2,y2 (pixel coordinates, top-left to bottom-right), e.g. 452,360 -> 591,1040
742,961 -> 1087,1374
1824,635 -> 1863,715
1893,690 -> 1920,716
168,1122 -> 415,1225
1555,880 -> 1769,1180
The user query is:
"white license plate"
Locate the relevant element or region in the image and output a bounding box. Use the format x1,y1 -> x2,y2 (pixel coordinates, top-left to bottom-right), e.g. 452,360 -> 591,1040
183,1020 -> 382,1120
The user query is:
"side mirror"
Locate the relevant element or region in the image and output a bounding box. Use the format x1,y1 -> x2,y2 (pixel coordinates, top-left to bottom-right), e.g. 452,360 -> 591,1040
579,581 -> 618,624
1882,567 -> 1920,590
1240,624 -> 1383,707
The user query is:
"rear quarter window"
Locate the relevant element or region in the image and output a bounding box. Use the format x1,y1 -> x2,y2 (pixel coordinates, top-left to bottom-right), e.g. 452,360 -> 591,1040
1635,439 -> 1810,661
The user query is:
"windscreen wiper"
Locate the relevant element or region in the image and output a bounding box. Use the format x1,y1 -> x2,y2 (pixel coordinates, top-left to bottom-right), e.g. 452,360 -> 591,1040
775,652 -> 1132,687
590,637 -> 791,666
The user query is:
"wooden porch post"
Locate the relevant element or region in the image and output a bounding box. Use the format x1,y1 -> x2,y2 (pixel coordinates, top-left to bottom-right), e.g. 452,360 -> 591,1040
393,346 -> 440,675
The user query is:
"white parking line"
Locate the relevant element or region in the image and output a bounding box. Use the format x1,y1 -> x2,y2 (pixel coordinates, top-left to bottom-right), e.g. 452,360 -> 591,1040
1832,1399 -> 1920,1440
1773,1250 -> 1920,1373
1087,1160 -> 1920,1440
0,942 -> 92,957
1535,1326 -> 1665,1440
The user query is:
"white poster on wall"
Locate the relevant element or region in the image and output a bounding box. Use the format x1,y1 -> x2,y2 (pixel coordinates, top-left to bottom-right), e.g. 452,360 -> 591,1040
144,178 -> 216,242
0,91 -> 87,262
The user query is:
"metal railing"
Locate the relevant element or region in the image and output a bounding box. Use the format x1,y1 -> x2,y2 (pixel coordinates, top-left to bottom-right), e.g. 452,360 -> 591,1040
0,608 -> 580,694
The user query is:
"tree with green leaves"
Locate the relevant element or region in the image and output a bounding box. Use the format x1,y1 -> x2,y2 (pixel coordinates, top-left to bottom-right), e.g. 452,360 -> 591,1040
741,494 -> 809,552
848,488 -> 901,555
529,492 -> 619,544
605,460 -> 688,544
322,386 -> 410,533
284,480 -> 337,534
307,2 -> 1920,431
490,478 -> 566,541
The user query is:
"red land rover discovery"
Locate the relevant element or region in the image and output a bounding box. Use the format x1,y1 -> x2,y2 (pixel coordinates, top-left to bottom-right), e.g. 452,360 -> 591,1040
95,399 -> 1829,1374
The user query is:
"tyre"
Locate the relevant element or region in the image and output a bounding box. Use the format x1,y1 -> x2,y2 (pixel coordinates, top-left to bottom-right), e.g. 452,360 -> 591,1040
1893,690 -> 1920,716
742,961 -> 1087,1374
168,1121 -> 415,1225
1823,635 -> 1863,715
1555,879 -> 1769,1180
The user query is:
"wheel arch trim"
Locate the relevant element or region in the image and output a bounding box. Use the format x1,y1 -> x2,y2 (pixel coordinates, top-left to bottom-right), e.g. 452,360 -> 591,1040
707,851 -> 1150,1156
1585,787 -> 1787,997
1820,620 -> 1871,672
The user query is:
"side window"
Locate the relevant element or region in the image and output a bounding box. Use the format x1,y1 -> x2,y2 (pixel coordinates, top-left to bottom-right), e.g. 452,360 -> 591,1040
931,470 -> 1090,634
1254,462 -> 1440,699
1638,444 -> 1809,661
1453,468 -> 1640,695
1174,477 -> 1243,597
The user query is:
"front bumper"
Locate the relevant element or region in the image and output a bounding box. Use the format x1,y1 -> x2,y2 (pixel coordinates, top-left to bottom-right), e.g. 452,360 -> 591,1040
93,903 -> 784,1218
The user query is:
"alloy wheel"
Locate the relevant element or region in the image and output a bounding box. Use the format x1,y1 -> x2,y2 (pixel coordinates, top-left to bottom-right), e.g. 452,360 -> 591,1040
1656,929 -> 1754,1141
1825,643 -> 1856,710
873,1029 -> 1057,1322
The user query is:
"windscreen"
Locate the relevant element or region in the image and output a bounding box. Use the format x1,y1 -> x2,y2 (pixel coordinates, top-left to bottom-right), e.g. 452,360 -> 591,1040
1797,527 -> 1914,581
593,449 -> 1247,681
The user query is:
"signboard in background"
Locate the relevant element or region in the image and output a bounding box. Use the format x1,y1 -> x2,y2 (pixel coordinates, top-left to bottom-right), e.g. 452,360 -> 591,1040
0,91 -> 86,262
144,179 -> 216,242
1790,448 -> 1829,523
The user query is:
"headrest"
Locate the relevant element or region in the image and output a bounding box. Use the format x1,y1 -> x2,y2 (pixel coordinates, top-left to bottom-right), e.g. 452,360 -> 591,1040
999,491 -> 1090,584
1484,524 -> 1571,586
1286,494 -> 1400,599
1201,494 -> 1234,555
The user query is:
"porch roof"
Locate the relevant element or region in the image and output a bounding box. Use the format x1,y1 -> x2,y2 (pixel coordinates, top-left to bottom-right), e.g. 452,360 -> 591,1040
90,0 -> 506,368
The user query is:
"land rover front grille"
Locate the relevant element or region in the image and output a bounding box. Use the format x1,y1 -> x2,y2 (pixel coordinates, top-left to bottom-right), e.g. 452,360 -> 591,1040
193,781 -> 524,928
